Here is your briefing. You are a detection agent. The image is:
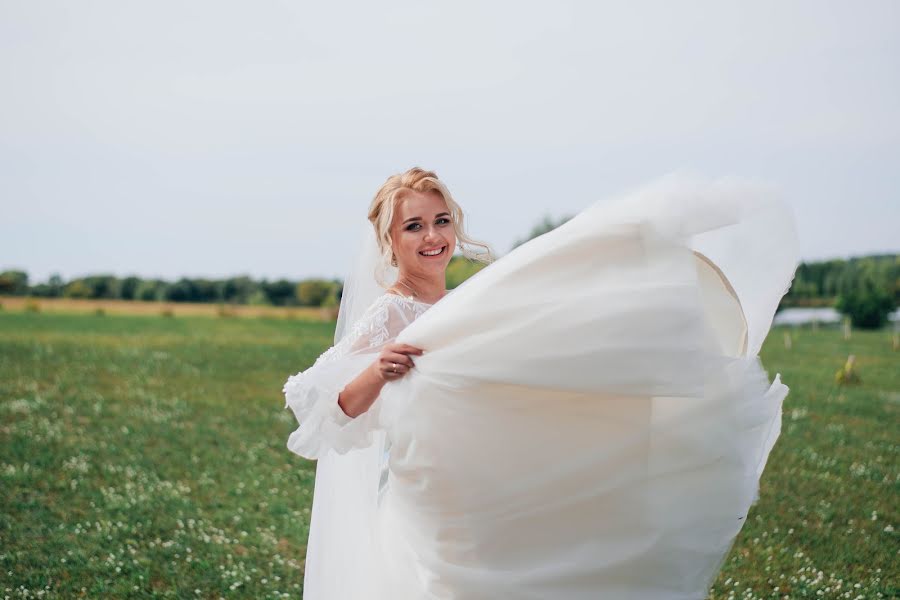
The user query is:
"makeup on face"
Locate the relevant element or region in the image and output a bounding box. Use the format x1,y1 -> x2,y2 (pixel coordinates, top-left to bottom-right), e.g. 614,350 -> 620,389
393,192 -> 456,270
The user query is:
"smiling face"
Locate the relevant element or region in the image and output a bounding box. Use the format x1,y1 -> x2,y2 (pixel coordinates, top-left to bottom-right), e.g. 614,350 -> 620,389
390,189 -> 456,278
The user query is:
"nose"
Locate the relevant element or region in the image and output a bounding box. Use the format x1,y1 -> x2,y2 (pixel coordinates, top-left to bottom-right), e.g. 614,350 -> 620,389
423,224 -> 443,244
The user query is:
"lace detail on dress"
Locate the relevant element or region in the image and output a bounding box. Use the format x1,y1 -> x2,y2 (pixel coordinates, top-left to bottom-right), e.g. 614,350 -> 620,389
353,296 -> 393,349
283,291 -> 441,459
382,292 -> 434,317
317,294 -> 432,363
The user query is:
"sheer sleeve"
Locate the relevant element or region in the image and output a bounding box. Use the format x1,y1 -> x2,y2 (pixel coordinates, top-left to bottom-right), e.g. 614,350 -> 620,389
283,295 -> 421,460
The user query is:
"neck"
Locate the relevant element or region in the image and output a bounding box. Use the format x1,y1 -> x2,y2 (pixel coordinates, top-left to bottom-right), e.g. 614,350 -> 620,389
395,272 -> 446,304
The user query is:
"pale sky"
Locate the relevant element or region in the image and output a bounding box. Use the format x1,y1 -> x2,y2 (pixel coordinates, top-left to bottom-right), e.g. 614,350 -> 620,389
1,0 -> 898,284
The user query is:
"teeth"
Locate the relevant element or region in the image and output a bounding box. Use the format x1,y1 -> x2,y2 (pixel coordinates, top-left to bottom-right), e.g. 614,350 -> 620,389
420,246 -> 444,256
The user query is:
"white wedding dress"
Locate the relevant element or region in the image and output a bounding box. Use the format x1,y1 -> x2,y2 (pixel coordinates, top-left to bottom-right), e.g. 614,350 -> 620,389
284,175 -> 799,599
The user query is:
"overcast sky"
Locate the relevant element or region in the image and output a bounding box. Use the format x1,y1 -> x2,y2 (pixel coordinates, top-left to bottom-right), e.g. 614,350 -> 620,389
1,1 -> 897,284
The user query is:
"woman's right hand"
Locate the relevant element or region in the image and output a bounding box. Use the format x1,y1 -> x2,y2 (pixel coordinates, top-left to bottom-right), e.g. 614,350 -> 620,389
372,342 -> 424,382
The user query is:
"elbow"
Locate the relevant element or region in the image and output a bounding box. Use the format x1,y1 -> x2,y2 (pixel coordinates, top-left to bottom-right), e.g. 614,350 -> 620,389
337,392 -> 359,419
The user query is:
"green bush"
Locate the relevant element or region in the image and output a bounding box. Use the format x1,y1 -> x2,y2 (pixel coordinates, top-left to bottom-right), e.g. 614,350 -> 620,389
296,279 -> 338,307
0,270 -> 29,295
63,280 -> 92,299
836,276 -> 895,329
446,255 -> 487,289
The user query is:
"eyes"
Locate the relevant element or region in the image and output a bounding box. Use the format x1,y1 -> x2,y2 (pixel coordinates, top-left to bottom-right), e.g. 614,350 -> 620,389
405,217 -> 451,232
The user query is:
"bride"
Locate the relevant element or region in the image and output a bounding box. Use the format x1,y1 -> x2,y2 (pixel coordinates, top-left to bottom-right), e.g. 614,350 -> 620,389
284,167 -> 799,599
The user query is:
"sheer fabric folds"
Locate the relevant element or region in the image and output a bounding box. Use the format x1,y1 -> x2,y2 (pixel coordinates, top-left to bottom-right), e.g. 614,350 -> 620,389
284,293 -> 431,459
284,293 -> 432,599
285,174 -> 798,600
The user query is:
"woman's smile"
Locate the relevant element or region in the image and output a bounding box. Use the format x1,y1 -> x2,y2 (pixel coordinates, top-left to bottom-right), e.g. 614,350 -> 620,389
390,189 -> 456,278
419,245 -> 447,257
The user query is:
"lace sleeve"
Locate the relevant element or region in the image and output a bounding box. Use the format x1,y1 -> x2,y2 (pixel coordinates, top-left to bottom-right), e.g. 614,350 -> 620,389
283,295 -> 419,460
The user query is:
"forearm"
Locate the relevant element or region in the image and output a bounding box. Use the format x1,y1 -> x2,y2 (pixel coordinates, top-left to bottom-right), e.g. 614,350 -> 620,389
337,363 -> 386,418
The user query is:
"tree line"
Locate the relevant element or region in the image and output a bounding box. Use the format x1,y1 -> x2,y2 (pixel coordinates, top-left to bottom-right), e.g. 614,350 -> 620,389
781,253 -> 898,328
0,256 -> 488,308
782,254 -> 898,304
1,250 -> 896,327
0,271 -> 334,307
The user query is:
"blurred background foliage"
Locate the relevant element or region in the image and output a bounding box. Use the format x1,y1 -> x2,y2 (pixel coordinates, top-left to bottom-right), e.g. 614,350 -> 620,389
2,216 -> 897,328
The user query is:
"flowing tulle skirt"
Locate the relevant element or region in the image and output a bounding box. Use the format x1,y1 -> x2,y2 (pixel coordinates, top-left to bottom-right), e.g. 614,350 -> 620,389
326,174 -> 797,599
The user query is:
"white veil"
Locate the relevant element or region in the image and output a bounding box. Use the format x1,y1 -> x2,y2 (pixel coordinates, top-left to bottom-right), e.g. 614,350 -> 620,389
302,218 -> 397,598
334,221 -> 398,344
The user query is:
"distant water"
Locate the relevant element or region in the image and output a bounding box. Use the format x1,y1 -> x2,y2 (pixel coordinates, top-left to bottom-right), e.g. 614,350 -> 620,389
773,307 -> 900,325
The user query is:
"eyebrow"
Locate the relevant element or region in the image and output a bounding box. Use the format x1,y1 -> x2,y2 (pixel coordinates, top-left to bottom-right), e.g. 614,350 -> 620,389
403,211 -> 450,224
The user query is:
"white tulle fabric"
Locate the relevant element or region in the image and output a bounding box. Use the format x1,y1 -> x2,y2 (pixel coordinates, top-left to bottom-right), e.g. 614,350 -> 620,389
284,174 -> 798,600
284,292 -> 436,599
284,294 -> 432,459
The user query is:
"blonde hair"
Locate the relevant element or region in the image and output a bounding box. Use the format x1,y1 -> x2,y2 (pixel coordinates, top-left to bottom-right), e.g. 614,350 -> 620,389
368,167 -> 494,286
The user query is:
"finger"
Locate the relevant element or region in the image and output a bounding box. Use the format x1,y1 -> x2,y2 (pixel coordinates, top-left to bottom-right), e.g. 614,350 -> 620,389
389,343 -> 424,355
384,352 -> 415,368
382,360 -> 409,375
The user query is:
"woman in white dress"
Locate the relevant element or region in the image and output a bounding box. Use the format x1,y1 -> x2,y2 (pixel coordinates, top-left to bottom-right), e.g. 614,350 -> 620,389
284,167 -> 493,598
284,168 -> 799,599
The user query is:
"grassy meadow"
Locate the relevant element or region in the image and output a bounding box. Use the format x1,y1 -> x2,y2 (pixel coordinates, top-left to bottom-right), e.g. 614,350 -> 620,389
1,308 -> 897,598
0,296 -> 335,321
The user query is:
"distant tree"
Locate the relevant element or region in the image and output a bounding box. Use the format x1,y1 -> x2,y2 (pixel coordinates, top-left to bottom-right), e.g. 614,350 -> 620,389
782,254 -> 898,309
445,255 -> 487,289
47,274 -> 64,297
0,270 -> 29,295
165,278 -> 195,302
879,255 -> 900,304
511,214 -> 573,250
296,279 -> 338,307
72,275 -> 120,299
32,273 -> 65,298
29,284 -> 52,297
247,289 -> 270,306
120,276 -> 141,300
322,292 -> 338,308
222,276 -> 257,304
192,279 -> 221,303
64,280 -> 93,299
835,261 -> 896,329
263,279 -> 298,306
134,279 -> 166,301
786,279 -> 818,299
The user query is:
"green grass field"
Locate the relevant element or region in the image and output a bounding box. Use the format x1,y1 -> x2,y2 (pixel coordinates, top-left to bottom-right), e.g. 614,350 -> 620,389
1,312 -> 897,598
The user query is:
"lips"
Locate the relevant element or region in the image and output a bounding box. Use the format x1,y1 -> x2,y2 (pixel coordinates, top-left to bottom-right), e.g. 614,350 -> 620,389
419,245 -> 447,257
